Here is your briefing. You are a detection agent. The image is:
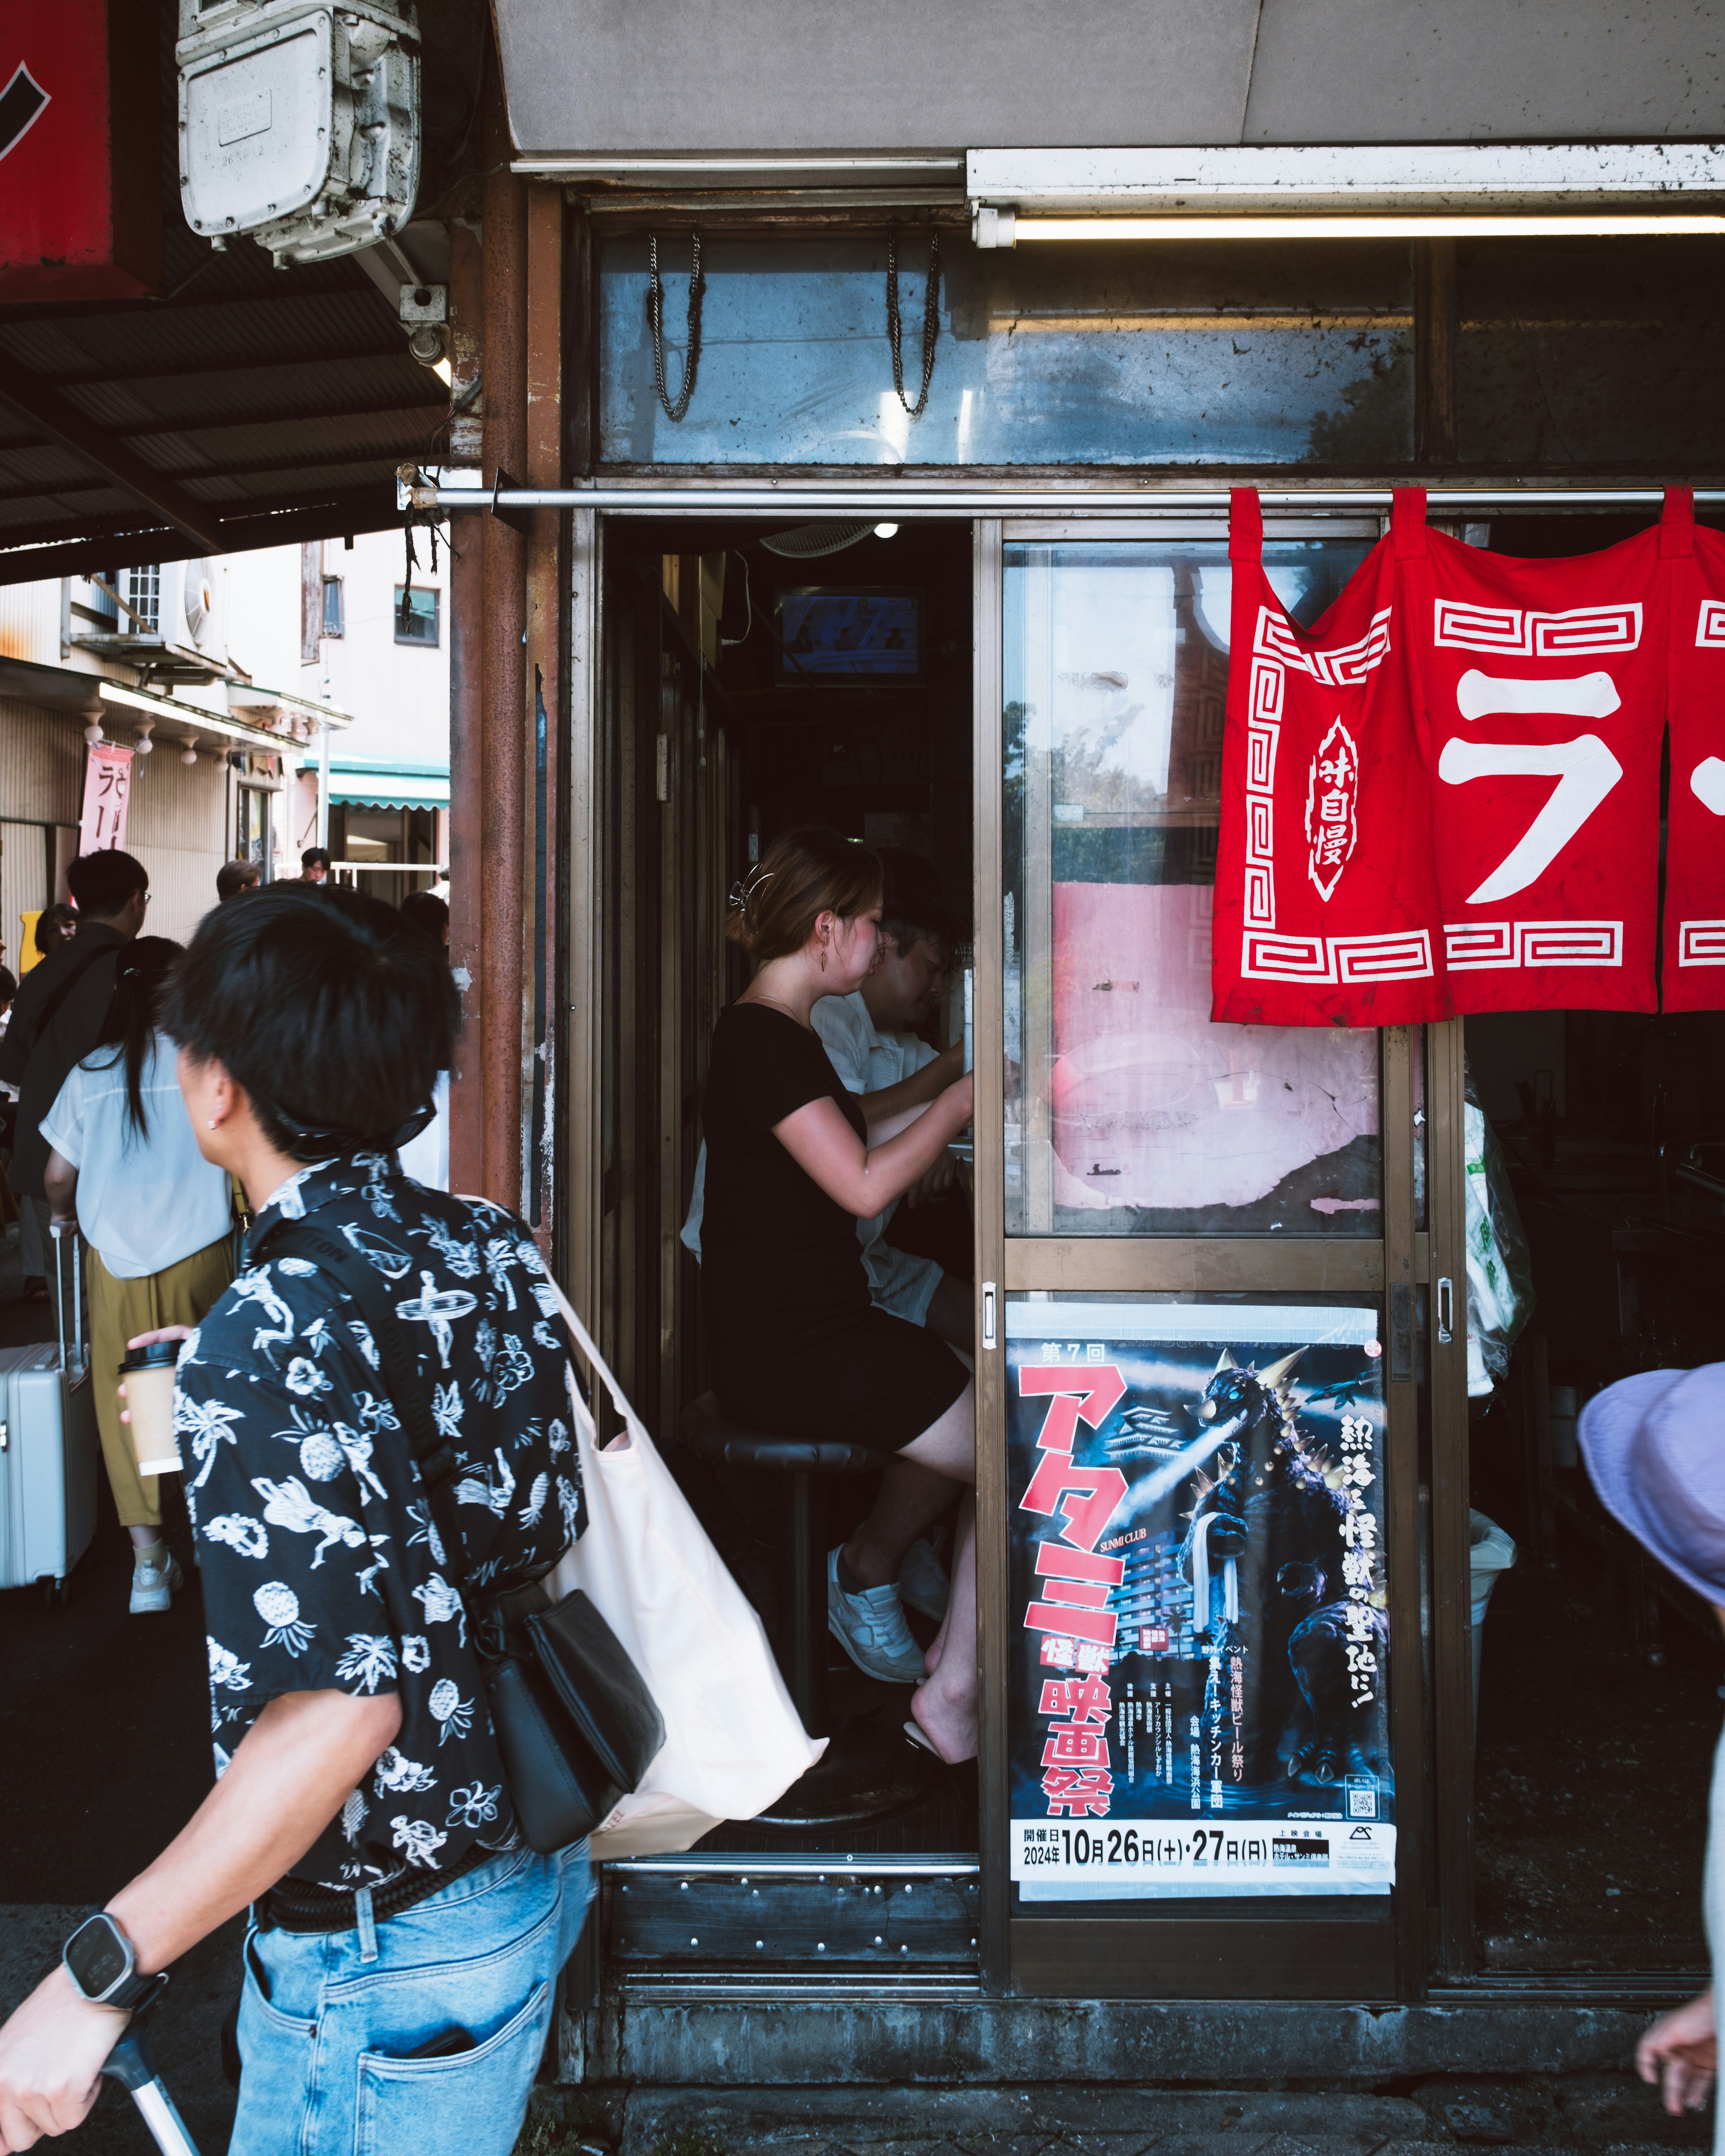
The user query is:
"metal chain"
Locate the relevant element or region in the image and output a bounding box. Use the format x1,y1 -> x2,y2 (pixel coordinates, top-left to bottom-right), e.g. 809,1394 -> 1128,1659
648,231 -> 705,424
886,230 -> 941,419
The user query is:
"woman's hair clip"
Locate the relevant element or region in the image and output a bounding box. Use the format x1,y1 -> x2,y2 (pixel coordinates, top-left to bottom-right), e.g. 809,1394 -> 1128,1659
727,868 -> 773,915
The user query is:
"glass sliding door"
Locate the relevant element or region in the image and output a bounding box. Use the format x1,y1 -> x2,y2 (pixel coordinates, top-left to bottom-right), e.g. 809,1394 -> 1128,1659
974,517 -> 1430,2000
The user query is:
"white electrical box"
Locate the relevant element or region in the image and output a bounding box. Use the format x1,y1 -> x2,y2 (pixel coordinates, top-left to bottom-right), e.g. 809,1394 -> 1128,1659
177,0 -> 420,268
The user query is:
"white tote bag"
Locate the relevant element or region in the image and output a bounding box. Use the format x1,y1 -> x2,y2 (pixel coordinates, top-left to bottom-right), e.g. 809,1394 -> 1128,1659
537,1274 -> 824,1860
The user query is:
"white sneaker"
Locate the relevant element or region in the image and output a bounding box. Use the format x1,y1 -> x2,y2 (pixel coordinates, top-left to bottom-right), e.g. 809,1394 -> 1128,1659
130,1554 -> 183,1615
898,1538 -> 951,1622
827,1548 -> 927,1683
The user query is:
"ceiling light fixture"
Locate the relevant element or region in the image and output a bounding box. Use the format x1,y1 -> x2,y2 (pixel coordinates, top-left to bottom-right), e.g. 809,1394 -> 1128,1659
873,523 -> 900,539
978,209 -> 1725,247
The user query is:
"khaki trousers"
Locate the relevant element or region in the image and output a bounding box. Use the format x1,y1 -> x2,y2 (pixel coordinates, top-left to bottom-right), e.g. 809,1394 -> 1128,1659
90,1234 -> 234,1529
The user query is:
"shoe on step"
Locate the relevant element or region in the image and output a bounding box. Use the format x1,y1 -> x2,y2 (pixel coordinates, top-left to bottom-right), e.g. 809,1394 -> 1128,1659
130,1554 -> 183,1615
898,1537 -> 951,1622
827,1547 -> 926,1683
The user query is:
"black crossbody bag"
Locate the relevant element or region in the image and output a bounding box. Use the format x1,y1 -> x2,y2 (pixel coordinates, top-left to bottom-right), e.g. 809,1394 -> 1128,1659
262,1219 -> 665,1853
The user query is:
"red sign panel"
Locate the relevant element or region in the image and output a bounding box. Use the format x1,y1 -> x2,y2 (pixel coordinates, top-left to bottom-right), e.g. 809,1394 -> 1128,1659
1211,490 -> 1449,1028
1663,495 -> 1725,1009
0,0 -> 162,299
1402,494 -> 1676,1016
1215,489 -> 1716,1023
80,742 -> 133,855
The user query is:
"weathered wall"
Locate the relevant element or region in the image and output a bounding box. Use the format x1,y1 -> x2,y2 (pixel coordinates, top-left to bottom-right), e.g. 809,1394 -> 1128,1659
0,697 -> 229,952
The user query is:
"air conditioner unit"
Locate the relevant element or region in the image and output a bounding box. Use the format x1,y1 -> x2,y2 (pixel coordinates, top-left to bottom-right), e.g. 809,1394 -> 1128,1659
177,0 -> 419,268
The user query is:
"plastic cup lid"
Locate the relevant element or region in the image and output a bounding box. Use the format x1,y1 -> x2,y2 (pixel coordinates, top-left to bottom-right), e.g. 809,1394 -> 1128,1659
119,1341 -> 181,1372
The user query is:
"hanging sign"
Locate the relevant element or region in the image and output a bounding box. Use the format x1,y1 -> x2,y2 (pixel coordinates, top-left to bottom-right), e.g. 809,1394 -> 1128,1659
1007,1303 -> 1393,1901
1214,488 -> 1712,1021
80,740 -> 133,854
0,0 -> 163,299
1212,490 -> 1448,1028
1661,493 -> 1725,1012
1401,490 -> 1674,1016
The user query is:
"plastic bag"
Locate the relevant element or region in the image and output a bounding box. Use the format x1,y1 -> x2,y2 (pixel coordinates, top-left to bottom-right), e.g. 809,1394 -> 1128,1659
537,1271 -> 825,1859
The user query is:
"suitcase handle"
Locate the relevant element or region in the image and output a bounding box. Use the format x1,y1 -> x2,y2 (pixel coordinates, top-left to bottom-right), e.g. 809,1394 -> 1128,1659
48,1223 -> 84,1382
102,2024 -> 202,2156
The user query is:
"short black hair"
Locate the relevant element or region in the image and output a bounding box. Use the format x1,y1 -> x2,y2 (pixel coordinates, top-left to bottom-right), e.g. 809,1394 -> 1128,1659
874,846 -> 953,959
399,889 -> 449,942
66,850 -> 147,917
301,847 -> 331,871
163,883 -> 460,1162
0,967 -> 16,1007
217,859 -> 261,901
33,903 -> 76,954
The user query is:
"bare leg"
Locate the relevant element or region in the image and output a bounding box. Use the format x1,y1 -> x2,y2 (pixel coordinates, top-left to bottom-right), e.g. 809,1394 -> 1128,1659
924,1275 -> 974,1358
843,1457 -> 955,1589
840,1380 -> 974,1589
911,1493 -> 977,1762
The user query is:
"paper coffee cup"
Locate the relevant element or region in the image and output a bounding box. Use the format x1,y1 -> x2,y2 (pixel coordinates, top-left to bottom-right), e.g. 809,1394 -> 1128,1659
119,1343 -> 182,1477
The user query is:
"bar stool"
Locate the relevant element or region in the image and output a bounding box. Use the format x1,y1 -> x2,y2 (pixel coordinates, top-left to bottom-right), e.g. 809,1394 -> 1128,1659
680,1392 -> 936,1827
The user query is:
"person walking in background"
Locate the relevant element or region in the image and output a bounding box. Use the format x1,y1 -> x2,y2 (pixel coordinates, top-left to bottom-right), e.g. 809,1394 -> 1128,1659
0,851 -> 149,1322
216,859 -> 261,902
299,846 -> 331,884
1579,1368 -> 1725,2138
39,937 -> 234,1615
399,888 -> 449,946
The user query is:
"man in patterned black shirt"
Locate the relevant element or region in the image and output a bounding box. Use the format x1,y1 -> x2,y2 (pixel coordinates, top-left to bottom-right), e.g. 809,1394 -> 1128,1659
0,887 -> 591,2156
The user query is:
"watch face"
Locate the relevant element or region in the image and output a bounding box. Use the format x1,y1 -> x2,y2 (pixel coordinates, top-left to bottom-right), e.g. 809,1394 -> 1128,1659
66,1916 -> 129,1999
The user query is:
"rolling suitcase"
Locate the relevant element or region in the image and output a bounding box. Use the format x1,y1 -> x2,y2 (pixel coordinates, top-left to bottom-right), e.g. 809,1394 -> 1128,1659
0,1229 -> 98,1604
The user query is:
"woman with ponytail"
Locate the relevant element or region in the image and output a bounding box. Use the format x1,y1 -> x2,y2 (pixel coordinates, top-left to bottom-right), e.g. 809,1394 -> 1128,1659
40,936 -> 233,1614
701,825 -> 980,1762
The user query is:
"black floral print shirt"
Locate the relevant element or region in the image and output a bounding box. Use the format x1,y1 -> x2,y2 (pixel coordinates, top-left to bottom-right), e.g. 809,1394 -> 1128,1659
177,1157 -> 585,1890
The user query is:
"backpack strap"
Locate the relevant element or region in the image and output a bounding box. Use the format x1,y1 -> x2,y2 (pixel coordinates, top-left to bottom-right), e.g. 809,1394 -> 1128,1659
19,941 -> 118,1061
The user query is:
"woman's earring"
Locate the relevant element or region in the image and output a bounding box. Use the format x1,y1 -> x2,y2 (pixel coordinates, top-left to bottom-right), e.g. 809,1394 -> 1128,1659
207,1117 -> 217,1129
820,947 -> 827,973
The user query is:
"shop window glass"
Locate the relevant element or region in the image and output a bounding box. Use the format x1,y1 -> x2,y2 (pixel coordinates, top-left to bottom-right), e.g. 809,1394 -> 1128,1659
1456,237 -> 1725,468
394,586 -> 439,645
599,236 -> 1413,468
1004,537 -> 1381,1237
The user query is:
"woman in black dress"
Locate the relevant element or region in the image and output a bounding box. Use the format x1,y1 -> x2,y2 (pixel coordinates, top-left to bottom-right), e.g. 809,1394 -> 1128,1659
702,826 -> 978,1763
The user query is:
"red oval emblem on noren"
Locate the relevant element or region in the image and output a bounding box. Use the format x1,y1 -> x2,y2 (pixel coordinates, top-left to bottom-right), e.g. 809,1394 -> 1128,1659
1305,717 -> 1360,901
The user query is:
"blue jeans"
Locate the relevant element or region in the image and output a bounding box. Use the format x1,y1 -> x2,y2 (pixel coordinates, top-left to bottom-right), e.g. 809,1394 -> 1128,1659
230,1843 -> 591,2156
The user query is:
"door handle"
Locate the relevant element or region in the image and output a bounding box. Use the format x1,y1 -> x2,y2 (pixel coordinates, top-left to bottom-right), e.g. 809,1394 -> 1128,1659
981,1281 -> 997,1352
1437,1276 -> 1454,1346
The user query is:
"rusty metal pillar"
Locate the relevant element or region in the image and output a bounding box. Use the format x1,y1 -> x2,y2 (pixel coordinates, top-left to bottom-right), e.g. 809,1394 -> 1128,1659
447,214 -> 485,1196
523,186 -> 565,1259
480,152 -> 529,1210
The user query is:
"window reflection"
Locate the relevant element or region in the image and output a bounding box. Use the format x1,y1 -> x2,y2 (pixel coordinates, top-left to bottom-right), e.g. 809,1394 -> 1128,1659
1004,539 -> 1381,1237
599,237 -> 1413,468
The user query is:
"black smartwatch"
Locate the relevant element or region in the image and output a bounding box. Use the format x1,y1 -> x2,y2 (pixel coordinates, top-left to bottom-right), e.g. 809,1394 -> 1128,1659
62,1913 -> 157,2011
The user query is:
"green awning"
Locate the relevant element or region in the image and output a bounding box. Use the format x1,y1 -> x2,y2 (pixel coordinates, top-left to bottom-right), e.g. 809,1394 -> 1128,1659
305,755 -> 450,811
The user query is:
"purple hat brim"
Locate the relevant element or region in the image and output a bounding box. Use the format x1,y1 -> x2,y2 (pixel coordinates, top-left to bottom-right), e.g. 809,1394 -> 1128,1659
1578,1369 -> 1725,1608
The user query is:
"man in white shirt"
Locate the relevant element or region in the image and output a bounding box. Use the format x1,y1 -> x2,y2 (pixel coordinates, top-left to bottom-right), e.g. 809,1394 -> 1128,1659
683,853 -> 970,1352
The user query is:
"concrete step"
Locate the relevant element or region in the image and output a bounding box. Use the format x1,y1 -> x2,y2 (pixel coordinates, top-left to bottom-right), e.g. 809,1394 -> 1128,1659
519,2080 -> 1712,2156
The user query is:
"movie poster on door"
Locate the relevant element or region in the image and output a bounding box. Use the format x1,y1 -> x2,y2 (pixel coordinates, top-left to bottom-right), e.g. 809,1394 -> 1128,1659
1007,1302 -> 1393,1900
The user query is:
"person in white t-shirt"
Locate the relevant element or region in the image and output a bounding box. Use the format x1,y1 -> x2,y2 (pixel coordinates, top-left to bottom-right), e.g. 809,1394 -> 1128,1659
40,938 -> 234,1616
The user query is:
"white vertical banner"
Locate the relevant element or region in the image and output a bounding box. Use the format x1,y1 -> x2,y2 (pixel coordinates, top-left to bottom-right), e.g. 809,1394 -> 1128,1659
80,742 -> 133,854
